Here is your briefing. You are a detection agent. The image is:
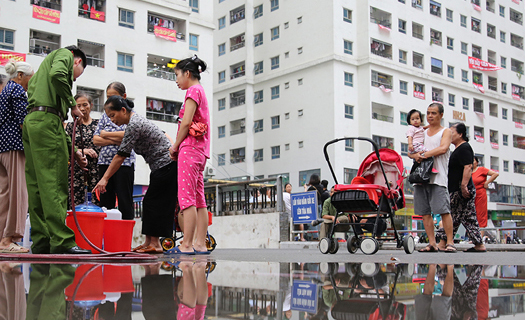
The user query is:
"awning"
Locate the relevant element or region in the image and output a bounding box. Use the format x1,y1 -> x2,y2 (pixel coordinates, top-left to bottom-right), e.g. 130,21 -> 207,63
431,58 -> 442,68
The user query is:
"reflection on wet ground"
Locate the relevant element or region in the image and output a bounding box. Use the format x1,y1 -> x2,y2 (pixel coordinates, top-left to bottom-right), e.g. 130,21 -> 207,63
0,259 -> 523,319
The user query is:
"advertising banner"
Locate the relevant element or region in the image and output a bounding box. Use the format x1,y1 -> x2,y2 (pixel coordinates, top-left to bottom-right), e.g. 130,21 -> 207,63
468,56 -> 503,71
0,50 -> 26,65
32,5 -> 60,24
154,26 -> 177,42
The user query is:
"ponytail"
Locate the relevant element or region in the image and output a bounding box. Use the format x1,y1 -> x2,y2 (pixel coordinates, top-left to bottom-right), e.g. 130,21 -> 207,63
175,55 -> 207,80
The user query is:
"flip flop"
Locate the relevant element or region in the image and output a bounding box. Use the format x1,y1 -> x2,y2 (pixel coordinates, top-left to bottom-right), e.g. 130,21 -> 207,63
0,243 -> 30,253
194,249 -> 211,255
132,244 -> 148,252
136,245 -> 164,254
441,244 -> 457,253
418,245 -> 438,253
465,247 -> 487,253
164,246 -> 195,255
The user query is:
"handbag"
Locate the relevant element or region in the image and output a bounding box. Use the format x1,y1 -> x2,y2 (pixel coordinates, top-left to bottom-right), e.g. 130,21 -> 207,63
408,157 -> 435,184
188,121 -> 208,138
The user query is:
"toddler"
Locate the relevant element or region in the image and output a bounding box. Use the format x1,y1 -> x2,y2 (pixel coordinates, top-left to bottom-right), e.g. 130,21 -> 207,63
405,109 -> 428,153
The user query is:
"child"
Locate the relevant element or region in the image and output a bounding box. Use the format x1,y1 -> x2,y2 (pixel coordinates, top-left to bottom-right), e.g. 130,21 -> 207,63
406,109 -> 438,173
169,55 -> 210,255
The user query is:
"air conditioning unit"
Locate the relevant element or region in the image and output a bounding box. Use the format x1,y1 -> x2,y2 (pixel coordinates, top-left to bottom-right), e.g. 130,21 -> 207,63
205,167 -> 215,176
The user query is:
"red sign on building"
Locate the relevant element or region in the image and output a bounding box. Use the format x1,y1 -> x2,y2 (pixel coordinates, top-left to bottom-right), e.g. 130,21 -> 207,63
468,56 -> 502,71
154,26 -> 177,42
32,5 -> 60,24
90,8 -> 105,22
0,50 -> 26,66
414,91 -> 425,100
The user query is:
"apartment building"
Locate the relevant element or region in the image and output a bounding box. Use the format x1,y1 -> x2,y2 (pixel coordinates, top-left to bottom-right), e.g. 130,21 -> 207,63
1,0 -> 214,187
213,0 -> 525,221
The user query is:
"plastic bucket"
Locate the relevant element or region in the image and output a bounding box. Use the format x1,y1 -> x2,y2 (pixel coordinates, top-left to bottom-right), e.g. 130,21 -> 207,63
103,220 -> 136,252
65,264 -> 105,301
102,265 -> 134,293
66,210 -> 107,254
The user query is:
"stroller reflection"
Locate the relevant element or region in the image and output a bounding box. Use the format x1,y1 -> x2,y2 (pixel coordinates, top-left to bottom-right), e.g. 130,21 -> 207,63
320,262 -> 409,320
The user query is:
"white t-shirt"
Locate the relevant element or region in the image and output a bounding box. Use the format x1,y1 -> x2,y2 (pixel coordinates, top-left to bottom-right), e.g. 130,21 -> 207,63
283,192 -> 291,214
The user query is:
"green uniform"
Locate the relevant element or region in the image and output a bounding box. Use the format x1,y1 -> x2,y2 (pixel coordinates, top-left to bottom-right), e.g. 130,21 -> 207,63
320,197 -> 350,239
23,48 -> 78,254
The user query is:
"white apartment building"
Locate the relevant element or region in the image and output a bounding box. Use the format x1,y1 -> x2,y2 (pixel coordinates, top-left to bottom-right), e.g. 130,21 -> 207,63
213,0 -> 525,221
1,0 -> 214,189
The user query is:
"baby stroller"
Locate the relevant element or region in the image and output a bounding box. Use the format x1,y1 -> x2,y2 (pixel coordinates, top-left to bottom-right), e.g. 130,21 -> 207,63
160,205 -> 217,252
320,137 -> 415,255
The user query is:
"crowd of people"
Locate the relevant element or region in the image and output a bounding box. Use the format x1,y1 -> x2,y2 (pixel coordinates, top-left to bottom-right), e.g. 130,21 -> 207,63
0,46 -> 210,255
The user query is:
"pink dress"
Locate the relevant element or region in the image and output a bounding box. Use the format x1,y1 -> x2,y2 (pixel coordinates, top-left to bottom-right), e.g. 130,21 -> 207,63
405,125 -> 427,153
177,84 -> 210,211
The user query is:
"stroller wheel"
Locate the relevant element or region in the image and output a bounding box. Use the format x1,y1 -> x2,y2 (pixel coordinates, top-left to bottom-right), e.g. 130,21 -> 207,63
360,238 -> 379,255
319,238 -> 331,254
403,235 -> 415,254
401,264 -> 415,277
206,234 -> 217,252
320,262 -> 337,275
345,263 -> 357,277
347,235 -> 359,254
360,263 -> 380,277
161,237 -> 176,251
329,239 -> 339,254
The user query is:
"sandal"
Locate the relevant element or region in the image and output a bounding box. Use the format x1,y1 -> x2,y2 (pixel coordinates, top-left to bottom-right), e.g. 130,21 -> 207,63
441,244 -> 457,253
465,247 -> 486,253
418,244 -> 438,253
132,244 -> 148,252
0,243 -> 29,254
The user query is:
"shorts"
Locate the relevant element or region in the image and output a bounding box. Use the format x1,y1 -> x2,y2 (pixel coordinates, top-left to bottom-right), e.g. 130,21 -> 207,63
414,184 -> 450,215
178,147 -> 207,211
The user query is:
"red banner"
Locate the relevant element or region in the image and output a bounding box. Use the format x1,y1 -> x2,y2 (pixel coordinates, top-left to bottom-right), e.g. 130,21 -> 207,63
491,142 -> 499,149
513,94 -> 521,101
154,26 -> 177,42
516,122 -> 524,129
468,56 -> 503,71
0,50 -> 26,66
378,24 -> 391,31
32,5 -> 60,24
473,83 -> 485,93
414,91 -> 425,100
475,135 -> 484,143
513,0 -> 520,4
473,4 -> 482,11
90,8 -> 105,22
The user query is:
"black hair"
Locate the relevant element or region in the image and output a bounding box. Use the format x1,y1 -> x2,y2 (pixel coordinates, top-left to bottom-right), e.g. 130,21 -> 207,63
104,95 -> 134,112
474,156 -> 479,164
428,102 -> 444,114
453,122 -> 469,142
321,180 -> 328,189
65,45 -> 87,69
106,81 -> 126,96
308,174 -> 320,186
407,109 -> 423,126
175,55 -> 207,80
284,183 -> 292,189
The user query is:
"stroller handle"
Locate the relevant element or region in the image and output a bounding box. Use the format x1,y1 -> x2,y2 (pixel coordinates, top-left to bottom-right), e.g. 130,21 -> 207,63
323,137 -> 391,192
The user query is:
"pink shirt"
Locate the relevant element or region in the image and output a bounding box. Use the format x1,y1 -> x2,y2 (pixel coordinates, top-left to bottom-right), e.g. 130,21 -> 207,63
405,125 -> 425,146
178,84 -> 210,158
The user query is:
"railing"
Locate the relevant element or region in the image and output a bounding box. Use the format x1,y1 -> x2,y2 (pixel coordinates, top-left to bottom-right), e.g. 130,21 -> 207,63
78,9 -> 105,21
146,111 -> 178,123
487,6 -> 495,13
370,49 -> 392,59
370,18 -> 391,28
412,31 -> 423,40
474,107 -> 484,113
511,41 -> 524,49
133,194 -> 144,218
511,66 -> 524,74
29,46 -> 54,56
146,68 -> 176,81
216,287 -> 279,319
514,141 -> 525,150
34,1 -> 61,11
488,58 -> 497,65
490,111 -> 498,117
230,127 -> 246,135
230,96 -> 245,108
87,56 -> 104,68
372,113 -> 394,123
513,117 -> 525,124
431,38 -> 442,46
230,70 -> 246,79
491,165 -> 499,171
510,15 -> 523,25
371,80 -> 392,89
230,41 -> 245,52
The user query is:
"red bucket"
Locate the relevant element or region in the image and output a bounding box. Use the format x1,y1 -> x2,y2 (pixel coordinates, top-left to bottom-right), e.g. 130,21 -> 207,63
103,265 -> 134,293
66,211 -> 106,254
65,264 -> 105,301
103,220 -> 136,252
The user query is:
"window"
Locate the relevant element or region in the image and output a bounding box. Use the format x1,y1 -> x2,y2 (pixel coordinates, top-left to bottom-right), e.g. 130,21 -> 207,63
412,0 -> 422,9
284,82 -> 289,89
298,141 -> 304,148
285,112 -> 289,119
298,16 -> 302,23
254,33 -> 263,47
119,9 -> 134,29
218,98 -> 225,111
487,24 -> 496,38
473,71 -> 483,86
77,87 -> 104,112
344,104 -> 354,119
449,93 -> 455,106
344,40 -> 353,54
270,0 -> 279,11
343,168 -> 358,184
344,72 -> 353,87
472,45 -> 482,59
412,22 -> 423,40
510,9 -> 523,25
254,4 -> 263,18
414,82 -> 425,98
79,0 -> 106,21
218,43 -> 225,56
462,97 -> 469,110
502,83 -> 507,94
285,52 -> 289,58
503,160 -> 509,172
117,53 -> 133,72
254,90 -> 263,104
447,65 -> 454,78
446,8 -> 453,22
489,131 -> 498,144
461,42 -> 468,55
189,0 -> 199,13
29,29 -> 60,56
503,108 -> 508,119
218,154 -> 225,166
230,90 -> 246,107
230,5 -> 245,24
254,119 -> 263,133
189,34 -> 198,51
413,52 -> 424,69
503,134 -> 509,146
399,50 -> 407,64
271,27 -> 279,40
271,146 -> 280,159
474,126 -> 484,142
512,59 -> 524,74
401,143 -> 409,156
431,58 -> 443,75
78,40 -> 104,68
489,103 -> 498,116
499,5 -> 505,17
430,29 -> 442,46
271,56 -> 279,69
218,16 -> 226,29
345,140 -> 354,152
400,80 -> 408,95
501,31 -> 506,43
218,71 -> 225,83
400,112 -> 408,125
271,86 -> 280,99
430,1 -> 441,17
399,0 -> 405,3
343,8 -> 352,23
511,33 -> 523,49
271,116 -> 280,129
398,19 -> 406,33
285,144 -> 290,151
230,148 -> 245,164
460,14 -> 467,27
218,126 -> 225,138
145,97 -> 182,123
0,28 -> 14,50
254,149 -> 263,162
447,37 -> 453,50
501,57 -> 507,69
254,61 -> 263,75
471,18 -> 481,33
461,70 -> 468,83
298,47 -> 303,54
474,98 -> 483,113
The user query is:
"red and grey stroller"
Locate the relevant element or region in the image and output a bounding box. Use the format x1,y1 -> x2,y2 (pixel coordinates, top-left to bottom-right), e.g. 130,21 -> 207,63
320,137 -> 415,255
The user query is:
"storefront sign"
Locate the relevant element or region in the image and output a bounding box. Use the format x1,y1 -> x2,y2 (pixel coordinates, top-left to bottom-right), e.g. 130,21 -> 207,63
0,50 -> 26,65
90,8 -> 105,22
468,56 -> 503,71
154,26 -> 177,42
453,110 -> 466,121
32,5 -> 60,24
291,191 -> 317,224
413,91 -> 425,100
291,281 -> 318,313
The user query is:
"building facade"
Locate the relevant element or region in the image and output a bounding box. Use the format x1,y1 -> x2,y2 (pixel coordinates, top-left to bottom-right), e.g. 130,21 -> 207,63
1,0 -> 214,188
213,0 -> 525,222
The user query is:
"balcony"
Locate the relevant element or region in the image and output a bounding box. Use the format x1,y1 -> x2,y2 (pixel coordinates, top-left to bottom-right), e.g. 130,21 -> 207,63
429,1 -> 441,17
515,161 -> 525,175
487,24 -> 496,38
147,54 -> 177,81
230,34 -> 245,52
230,62 -> 245,79
412,0 -> 422,9
29,30 -> 60,56
372,113 -> 394,122
230,5 -> 245,24
513,84 -> 525,99
230,147 -> 246,164
370,7 -> 391,28
372,102 -> 394,123
486,1 -> 495,13
413,53 -> 424,69
515,137 -> 525,150
471,18 -> 481,33
371,71 -> 393,89
513,110 -> 525,124
510,9 -> 523,25
432,88 -> 443,102
370,39 -> 392,59
412,23 -> 423,40
511,34 -> 524,49
511,59 -> 524,74
34,0 -> 61,11
430,29 -> 442,46
78,0 -> 106,22
372,135 -> 394,149
146,98 -> 181,123
472,45 -> 482,59
488,50 -> 497,65
489,103 -> 498,117
230,90 -> 245,108
488,77 -> 497,91
474,99 -> 483,113
147,13 -> 186,41
230,119 -> 246,136
77,86 -> 104,112
78,40 -> 105,68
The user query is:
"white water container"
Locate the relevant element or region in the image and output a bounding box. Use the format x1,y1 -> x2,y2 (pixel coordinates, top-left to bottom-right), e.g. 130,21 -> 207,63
104,208 -> 122,220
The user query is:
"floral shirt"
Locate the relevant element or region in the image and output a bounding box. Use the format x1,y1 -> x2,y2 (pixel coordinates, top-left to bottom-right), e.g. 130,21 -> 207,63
94,112 -> 136,166
0,80 -> 28,153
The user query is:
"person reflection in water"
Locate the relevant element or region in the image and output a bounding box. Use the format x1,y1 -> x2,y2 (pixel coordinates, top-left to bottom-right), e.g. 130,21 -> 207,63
177,259 -> 209,320
451,265 -> 483,320
415,264 -> 454,320
0,263 -> 26,320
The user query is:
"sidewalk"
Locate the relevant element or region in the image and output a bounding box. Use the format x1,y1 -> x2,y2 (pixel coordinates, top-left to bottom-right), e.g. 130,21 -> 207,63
280,241 -> 525,251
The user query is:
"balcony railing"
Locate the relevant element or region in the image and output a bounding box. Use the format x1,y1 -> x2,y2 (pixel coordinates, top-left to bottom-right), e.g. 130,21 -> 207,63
230,41 -> 245,52
230,69 -> 246,79
488,58 -> 497,65
371,49 -> 392,59
487,6 -> 495,13
146,111 -> 178,123
511,65 -> 524,74
147,68 -> 176,81
230,127 -> 246,135
491,165 -> 499,171
230,96 -> 245,108
370,18 -> 391,28
412,31 -> 423,40
490,111 -> 498,117
510,15 -> 523,25
29,46 -> 54,56
34,1 -> 61,11
372,113 -> 394,123
513,117 -> 525,124
86,56 -> 104,68
431,38 -> 442,46
489,84 -> 497,91
371,80 -> 392,89
511,41 -> 524,49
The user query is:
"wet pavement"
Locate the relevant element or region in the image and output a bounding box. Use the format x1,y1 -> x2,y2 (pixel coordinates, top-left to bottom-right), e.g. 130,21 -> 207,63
1,248 -> 525,319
